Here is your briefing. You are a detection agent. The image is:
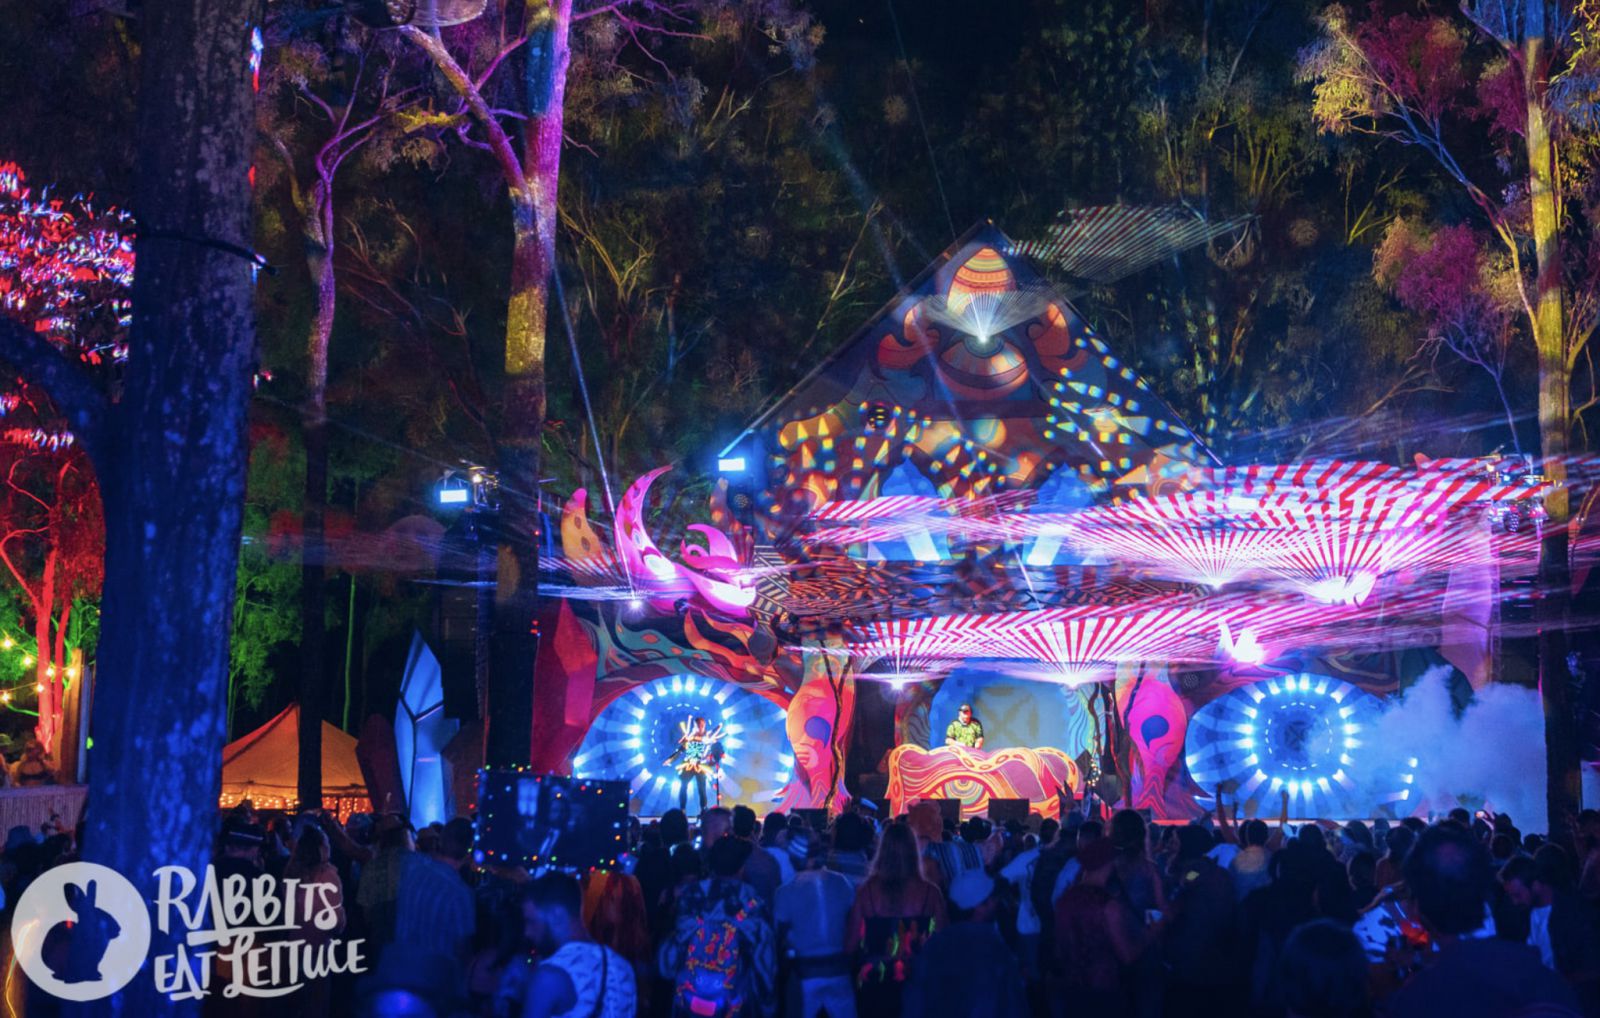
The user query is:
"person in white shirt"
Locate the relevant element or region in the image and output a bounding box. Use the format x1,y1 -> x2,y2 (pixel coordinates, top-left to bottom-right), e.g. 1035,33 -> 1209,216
775,835 -> 856,1018
520,873 -> 636,1018
1001,818 -> 1058,978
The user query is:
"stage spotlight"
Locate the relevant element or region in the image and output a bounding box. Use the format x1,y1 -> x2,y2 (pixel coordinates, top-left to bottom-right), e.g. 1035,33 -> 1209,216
717,456 -> 747,473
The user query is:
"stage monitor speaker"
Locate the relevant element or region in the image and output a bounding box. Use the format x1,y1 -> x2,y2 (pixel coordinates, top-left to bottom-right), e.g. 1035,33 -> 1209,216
793,808 -> 830,832
932,798 -> 962,826
988,799 -> 1030,825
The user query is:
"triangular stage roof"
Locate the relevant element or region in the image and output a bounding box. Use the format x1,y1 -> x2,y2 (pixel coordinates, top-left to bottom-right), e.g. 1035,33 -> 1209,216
221,704 -> 368,801
727,221 -> 1212,519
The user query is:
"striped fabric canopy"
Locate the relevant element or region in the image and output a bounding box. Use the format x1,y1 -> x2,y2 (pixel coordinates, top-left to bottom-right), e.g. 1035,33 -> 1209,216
1016,205 -> 1253,286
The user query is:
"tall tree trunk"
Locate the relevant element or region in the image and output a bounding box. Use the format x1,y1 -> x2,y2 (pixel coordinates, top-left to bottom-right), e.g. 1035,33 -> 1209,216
76,0 -> 259,1009
48,600 -> 70,774
32,548 -> 54,750
484,0 -> 570,768
1524,7 -> 1580,831
299,177 -> 335,808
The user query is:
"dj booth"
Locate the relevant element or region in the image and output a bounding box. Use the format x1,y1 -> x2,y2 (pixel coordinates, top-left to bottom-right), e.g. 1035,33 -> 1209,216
886,744 -> 1081,821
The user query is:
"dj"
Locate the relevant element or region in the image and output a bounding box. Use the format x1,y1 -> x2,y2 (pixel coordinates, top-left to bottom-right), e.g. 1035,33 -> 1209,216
945,703 -> 985,750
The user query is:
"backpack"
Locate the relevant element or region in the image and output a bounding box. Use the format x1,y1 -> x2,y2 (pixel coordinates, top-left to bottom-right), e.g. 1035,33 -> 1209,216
662,893 -> 751,1017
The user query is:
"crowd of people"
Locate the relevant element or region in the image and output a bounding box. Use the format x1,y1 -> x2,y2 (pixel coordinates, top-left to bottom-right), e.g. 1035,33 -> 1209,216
8,791 -> 1600,1016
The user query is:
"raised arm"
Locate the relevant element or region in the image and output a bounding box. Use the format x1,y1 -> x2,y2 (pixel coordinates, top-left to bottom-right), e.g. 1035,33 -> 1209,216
1214,786 -> 1236,844
1267,789 -> 1289,850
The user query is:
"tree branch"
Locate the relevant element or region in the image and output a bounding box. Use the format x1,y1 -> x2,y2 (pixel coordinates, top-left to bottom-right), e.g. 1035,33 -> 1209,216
399,26 -> 528,197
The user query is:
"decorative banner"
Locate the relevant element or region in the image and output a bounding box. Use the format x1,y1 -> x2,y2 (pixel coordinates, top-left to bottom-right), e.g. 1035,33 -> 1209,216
887,744 -> 1081,820
774,654 -> 856,812
1115,664 -> 1188,814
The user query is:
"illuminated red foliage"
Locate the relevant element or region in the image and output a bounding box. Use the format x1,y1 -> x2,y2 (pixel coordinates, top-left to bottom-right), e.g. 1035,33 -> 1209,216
1352,10 -> 1468,126
0,161 -> 134,364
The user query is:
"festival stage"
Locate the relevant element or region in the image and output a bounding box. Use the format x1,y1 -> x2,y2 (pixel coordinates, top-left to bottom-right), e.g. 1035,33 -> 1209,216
529,226 -> 1557,828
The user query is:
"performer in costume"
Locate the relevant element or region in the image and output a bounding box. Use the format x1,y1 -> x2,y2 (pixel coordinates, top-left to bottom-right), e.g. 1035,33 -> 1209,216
945,703 -> 985,749
663,715 -> 725,815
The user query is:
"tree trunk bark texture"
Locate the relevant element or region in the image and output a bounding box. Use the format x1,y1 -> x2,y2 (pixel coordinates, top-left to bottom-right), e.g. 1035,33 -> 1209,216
298,180 -> 336,809
78,0 -> 259,1011
484,0 -> 571,768
1523,10 -> 1581,832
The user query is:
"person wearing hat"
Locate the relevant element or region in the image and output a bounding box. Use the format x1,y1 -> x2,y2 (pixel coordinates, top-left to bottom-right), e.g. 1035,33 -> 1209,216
902,868 -> 1027,1017
944,704 -> 984,750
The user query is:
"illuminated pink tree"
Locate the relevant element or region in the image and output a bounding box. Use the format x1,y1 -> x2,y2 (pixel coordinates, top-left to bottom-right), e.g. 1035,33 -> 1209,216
0,162 -> 125,761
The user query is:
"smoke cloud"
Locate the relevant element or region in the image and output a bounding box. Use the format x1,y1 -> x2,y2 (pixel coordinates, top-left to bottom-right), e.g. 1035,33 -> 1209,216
1362,665 -> 1547,834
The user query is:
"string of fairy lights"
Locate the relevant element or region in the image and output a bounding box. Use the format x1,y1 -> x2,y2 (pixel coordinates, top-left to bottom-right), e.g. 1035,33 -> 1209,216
0,629 -> 81,718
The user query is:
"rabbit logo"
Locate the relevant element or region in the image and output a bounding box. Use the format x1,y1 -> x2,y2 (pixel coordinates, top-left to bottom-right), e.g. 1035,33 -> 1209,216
11,862 -> 150,1001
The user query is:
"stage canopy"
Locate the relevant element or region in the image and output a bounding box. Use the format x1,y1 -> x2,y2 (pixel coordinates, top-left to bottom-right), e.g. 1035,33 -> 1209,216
220,704 -> 370,818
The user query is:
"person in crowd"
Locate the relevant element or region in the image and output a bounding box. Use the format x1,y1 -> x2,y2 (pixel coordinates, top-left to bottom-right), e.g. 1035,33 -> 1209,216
847,821 -> 947,1017
207,816 -> 266,1014
661,834 -> 775,1017
1576,810 -> 1600,905
585,870 -> 654,1014
1500,846 -> 1600,1008
659,842 -> 705,925
264,814 -> 295,878
1385,823 -> 1580,1017
775,832 -> 856,1018
1049,819 -> 1103,905
280,824 -> 346,1012
1230,818 -> 1273,901
392,815 -> 477,988
907,800 -> 979,892
999,816 -> 1051,982
357,814 -> 414,953
761,812 -> 796,886
467,875 -> 530,1018
1375,825 -> 1416,890
700,807 -> 733,854
1052,836 -> 1146,1018
828,813 -> 874,889
637,811 -> 685,932
520,873 -> 636,1018
1276,918 -> 1371,1018
11,739 -> 53,786
285,824 -> 346,937
1243,839 -> 1322,1012
1297,823 -> 1359,923
731,805 -> 781,905
1347,850 -> 1379,912
1105,809 -> 1167,1018
902,869 -> 1026,1017
215,814 -> 265,883
1163,824 -> 1240,1015
1341,821 -> 1375,860
1027,817 -> 1072,982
